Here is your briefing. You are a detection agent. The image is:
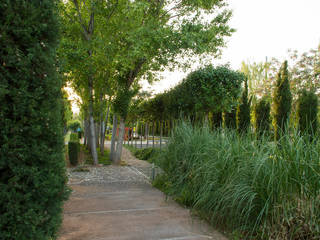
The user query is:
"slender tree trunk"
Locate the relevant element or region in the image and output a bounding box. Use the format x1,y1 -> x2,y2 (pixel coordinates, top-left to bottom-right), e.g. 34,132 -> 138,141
83,119 -> 88,146
88,76 -> 98,165
100,101 -> 110,156
146,123 -> 149,147
160,121 -> 163,150
95,122 -> 100,147
127,123 -> 130,145
114,117 -> 125,164
140,122 -> 143,148
110,114 -> 118,162
135,122 -> 137,148
152,122 -> 155,148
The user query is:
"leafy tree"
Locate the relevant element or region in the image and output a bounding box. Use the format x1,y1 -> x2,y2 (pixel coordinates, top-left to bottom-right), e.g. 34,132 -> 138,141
253,97 -> 271,136
236,79 -> 251,133
0,1 -> 69,239
272,61 -> 292,140
296,89 -> 318,136
289,47 -> 320,99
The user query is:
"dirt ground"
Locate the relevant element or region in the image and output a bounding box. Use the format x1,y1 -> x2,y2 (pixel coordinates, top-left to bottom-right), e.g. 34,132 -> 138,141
58,146 -> 227,240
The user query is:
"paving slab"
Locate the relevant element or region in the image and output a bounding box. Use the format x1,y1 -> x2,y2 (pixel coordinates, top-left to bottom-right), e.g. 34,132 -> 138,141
58,148 -> 227,240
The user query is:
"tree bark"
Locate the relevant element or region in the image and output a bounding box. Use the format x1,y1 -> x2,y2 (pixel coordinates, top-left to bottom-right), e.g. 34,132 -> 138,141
140,123 -> 143,148
146,123 -> 149,148
110,114 -> 118,162
160,121 -> 163,150
114,117 -> 125,164
152,122 -> 155,148
100,101 -> 110,156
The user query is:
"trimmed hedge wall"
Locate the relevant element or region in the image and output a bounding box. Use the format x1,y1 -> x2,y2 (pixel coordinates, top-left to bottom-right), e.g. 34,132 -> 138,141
0,1 -> 69,239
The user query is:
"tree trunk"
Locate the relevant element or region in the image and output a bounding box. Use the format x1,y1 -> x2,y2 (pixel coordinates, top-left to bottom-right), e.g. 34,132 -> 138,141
146,123 -> 149,147
140,122 -> 143,148
89,114 -> 98,165
88,77 -> 98,165
110,114 -> 118,162
160,121 -> 163,150
152,122 -> 155,148
100,101 -> 110,156
83,119 -> 88,146
95,122 -> 100,147
114,117 -> 125,164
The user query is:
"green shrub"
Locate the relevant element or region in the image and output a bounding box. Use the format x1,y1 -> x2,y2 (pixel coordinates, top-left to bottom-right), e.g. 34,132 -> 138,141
67,120 -> 81,132
253,96 -> 271,136
296,89 -> 318,136
272,61 -> 292,140
0,1 -> 69,239
156,123 -> 320,239
68,142 -> 79,166
236,79 -> 251,133
70,133 -> 79,142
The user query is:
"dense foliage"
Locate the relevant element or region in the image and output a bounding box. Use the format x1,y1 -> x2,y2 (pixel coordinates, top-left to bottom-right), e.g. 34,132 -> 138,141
253,97 -> 271,136
272,61 -> 292,140
156,123 -> 320,239
0,1 -> 69,239
136,65 -> 245,124
236,79 -> 251,132
296,89 -> 318,136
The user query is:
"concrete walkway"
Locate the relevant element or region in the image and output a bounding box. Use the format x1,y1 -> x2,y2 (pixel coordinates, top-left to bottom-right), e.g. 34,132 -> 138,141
58,147 -> 227,240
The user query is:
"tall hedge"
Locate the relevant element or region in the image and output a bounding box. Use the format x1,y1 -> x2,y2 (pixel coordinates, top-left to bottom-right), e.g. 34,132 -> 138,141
253,97 -> 271,136
0,1 -> 69,239
272,61 -> 292,140
296,89 -> 318,136
236,79 -> 251,133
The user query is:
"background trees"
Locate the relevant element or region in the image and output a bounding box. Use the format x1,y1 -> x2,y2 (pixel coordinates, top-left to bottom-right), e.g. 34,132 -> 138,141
59,0 -> 235,164
0,1 -> 69,239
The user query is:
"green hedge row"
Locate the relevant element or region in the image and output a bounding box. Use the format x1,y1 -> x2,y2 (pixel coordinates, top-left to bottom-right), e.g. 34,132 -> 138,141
0,1 -> 69,239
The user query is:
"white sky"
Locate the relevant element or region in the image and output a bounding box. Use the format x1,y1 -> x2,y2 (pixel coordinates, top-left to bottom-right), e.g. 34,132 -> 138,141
144,0 -> 320,94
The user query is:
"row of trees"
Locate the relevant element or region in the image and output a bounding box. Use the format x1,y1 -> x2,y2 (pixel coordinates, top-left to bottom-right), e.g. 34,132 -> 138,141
59,0 -> 235,164
133,61 -> 318,139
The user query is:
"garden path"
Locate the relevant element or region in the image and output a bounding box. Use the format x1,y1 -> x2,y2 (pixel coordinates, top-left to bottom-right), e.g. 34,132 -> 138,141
58,145 -> 227,240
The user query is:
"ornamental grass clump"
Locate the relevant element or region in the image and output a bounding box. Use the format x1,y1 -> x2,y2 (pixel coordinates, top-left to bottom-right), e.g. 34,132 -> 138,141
156,122 -> 320,239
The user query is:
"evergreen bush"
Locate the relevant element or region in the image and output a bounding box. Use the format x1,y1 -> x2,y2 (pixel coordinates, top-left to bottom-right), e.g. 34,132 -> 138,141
296,89 -> 318,136
0,1 -> 69,239
68,142 -> 79,166
253,97 -> 271,136
236,79 -> 251,132
272,61 -> 292,140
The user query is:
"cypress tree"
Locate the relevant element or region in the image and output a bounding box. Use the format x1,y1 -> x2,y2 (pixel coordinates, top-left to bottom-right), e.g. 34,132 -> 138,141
254,97 -> 271,136
0,1 -> 69,239
272,61 -> 292,140
236,79 -> 251,132
296,89 -> 318,136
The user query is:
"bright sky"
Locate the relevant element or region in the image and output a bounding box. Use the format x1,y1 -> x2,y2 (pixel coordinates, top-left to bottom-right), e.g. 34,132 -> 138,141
144,0 -> 320,94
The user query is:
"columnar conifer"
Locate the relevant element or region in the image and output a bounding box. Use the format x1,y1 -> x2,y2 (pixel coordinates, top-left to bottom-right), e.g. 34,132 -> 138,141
237,79 -> 251,132
272,61 -> 292,140
254,97 -> 271,136
296,89 -> 318,136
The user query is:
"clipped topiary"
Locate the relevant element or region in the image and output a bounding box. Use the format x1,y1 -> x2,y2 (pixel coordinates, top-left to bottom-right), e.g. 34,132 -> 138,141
272,61 -> 292,140
0,1 -> 69,239
296,89 -> 318,136
254,97 -> 271,136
